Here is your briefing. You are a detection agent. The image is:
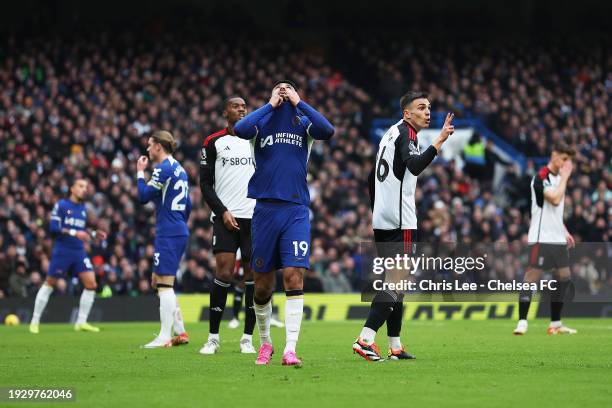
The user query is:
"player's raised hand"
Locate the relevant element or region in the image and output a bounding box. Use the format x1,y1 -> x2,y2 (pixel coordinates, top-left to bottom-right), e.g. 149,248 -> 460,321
137,156 -> 149,172
285,87 -> 301,106
222,210 -> 240,231
440,112 -> 455,141
432,113 -> 455,151
269,88 -> 283,108
560,160 -> 573,179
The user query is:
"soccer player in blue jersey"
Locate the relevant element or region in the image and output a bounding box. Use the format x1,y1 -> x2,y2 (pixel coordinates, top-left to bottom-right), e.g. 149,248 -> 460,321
137,130 -> 192,348
30,178 -> 107,334
234,80 -> 334,365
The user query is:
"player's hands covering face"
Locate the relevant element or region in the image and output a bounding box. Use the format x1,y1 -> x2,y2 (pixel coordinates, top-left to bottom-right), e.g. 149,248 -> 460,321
269,87 -> 284,108
285,87 -> 301,106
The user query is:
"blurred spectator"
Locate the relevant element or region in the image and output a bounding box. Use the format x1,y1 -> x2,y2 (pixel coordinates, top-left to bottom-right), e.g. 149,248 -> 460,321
182,264 -> 211,293
0,253 -> 10,295
304,270 -> 324,293
322,262 -> 353,293
462,133 -> 486,180
138,279 -> 154,295
9,259 -> 29,297
483,139 -> 513,187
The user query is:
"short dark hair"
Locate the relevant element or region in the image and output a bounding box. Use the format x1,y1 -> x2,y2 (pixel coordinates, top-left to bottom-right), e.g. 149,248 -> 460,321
273,79 -> 298,91
224,96 -> 245,109
69,176 -> 87,188
400,91 -> 429,111
552,142 -> 575,157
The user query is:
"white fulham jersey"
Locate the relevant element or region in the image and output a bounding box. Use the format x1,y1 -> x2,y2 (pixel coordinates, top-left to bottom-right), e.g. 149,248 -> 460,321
528,166 -> 566,244
372,120 -> 423,230
200,128 -> 255,219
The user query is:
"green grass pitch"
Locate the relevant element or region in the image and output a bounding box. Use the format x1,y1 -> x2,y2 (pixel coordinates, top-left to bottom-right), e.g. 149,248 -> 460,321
1,319 -> 611,407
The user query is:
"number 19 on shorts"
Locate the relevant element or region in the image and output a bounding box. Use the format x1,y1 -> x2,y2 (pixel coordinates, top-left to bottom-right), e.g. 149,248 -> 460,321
292,241 -> 308,257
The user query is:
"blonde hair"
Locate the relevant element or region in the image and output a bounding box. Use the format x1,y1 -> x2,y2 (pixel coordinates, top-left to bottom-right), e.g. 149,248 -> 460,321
151,130 -> 178,154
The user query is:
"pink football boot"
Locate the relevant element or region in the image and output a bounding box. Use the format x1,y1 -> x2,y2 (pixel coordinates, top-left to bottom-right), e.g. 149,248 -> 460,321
255,343 -> 274,365
282,351 -> 302,366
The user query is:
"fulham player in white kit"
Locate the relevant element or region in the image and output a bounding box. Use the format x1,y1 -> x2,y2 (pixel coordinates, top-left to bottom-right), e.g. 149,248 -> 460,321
353,91 -> 455,361
514,144 -> 577,336
199,97 -> 257,354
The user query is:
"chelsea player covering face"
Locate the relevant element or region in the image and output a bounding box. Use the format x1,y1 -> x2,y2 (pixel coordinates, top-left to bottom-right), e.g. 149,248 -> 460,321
137,131 -> 192,348
234,81 -> 334,366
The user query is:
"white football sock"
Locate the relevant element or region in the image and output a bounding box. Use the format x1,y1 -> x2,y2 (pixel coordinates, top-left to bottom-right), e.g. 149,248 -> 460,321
254,298 -> 272,345
76,289 -> 96,325
388,336 -> 402,350
208,333 -> 220,342
31,283 -> 53,324
360,327 -> 376,344
173,298 -> 186,334
158,289 -> 176,341
284,296 -> 304,354
241,333 -> 253,342
550,320 -> 562,328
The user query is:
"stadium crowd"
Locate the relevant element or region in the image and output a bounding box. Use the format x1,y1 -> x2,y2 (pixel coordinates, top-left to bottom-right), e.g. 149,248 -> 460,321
344,34 -> 611,293
0,32 -> 609,298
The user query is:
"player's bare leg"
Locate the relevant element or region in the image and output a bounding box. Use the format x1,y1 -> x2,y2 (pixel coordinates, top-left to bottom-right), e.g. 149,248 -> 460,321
30,276 -> 57,334
547,267 -> 577,335
514,267 -> 543,335
144,274 -> 176,348
253,271 -> 275,365
239,262 -> 256,353
74,271 -> 100,332
200,252 -> 235,354
281,267 -> 304,366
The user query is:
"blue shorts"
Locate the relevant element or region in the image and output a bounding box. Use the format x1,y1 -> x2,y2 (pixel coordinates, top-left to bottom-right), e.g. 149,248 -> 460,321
48,247 -> 92,278
153,235 -> 188,276
251,200 -> 310,273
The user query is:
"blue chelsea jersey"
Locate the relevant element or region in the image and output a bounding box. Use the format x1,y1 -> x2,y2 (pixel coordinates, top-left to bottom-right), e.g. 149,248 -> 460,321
49,198 -> 88,250
138,156 -> 191,237
234,101 -> 334,205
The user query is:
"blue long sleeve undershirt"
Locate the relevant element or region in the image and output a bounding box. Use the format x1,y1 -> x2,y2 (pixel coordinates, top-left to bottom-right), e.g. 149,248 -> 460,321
296,101 -> 334,140
137,178 -> 160,204
234,103 -> 274,140
234,101 -> 334,140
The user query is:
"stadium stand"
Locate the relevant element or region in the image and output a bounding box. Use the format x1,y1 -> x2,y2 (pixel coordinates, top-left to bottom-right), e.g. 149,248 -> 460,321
0,31 -> 609,297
